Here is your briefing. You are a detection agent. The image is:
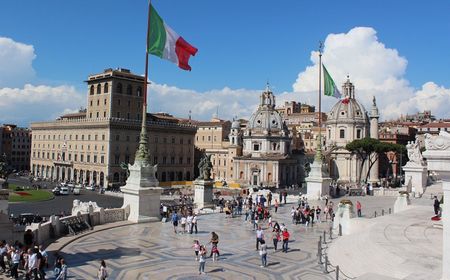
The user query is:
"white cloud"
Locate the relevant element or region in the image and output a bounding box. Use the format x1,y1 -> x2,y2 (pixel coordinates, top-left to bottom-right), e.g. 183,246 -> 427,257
0,84 -> 84,125
290,27 -> 450,120
0,37 -> 36,88
148,82 -> 261,121
0,37 -> 84,126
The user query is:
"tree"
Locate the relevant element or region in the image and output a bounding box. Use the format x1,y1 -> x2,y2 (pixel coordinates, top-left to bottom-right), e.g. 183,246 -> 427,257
345,138 -> 404,184
0,153 -> 13,186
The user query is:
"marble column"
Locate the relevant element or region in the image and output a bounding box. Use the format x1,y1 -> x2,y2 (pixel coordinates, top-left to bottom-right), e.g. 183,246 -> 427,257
422,131 -> 450,280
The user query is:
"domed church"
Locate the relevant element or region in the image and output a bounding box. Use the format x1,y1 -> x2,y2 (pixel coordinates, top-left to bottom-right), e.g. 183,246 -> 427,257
232,85 -> 300,187
325,77 -> 379,183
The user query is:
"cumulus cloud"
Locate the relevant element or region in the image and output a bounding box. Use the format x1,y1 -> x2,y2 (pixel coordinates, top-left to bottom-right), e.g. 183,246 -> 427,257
0,84 -> 84,124
290,27 -> 450,120
0,37 -> 84,126
148,82 -> 261,121
0,37 -> 36,88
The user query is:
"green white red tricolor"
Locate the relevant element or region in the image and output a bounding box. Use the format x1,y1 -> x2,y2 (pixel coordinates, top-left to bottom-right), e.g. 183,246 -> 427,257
148,4 -> 198,71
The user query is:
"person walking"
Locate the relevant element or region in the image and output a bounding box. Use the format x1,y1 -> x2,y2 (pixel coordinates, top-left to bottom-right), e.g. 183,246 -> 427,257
180,215 -> 187,233
171,211 -> 179,234
192,214 -> 198,234
9,247 -> 20,279
209,232 -> 220,257
434,196 -> 440,216
272,229 -> 280,251
274,199 -> 279,213
186,213 -> 193,234
282,228 -> 290,253
97,260 -> 108,280
198,245 -> 207,275
316,206 -> 322,223
259,240 -> 267,267
256,226 -> 264,250
193,240 -> 200,261
356,201 -> 362,217
55,258 -> 67,280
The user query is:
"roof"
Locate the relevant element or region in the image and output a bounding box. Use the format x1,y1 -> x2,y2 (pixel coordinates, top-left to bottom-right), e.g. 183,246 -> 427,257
419,122 -> 450,128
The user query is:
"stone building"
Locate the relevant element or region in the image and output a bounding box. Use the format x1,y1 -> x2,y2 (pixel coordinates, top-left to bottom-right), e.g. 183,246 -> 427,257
233,86 -> 300,187
325,77 -> 379,183
0,124 -> 31,171
30,68 -> 196,187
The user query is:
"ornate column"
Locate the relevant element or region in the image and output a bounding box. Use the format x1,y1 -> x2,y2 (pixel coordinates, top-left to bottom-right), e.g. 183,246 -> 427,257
369,96 -> 380,183
423,131 -> 450,280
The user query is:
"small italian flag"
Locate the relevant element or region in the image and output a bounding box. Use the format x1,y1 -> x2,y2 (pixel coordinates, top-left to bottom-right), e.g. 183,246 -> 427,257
148,5 -> 198,71
323,65 -> 342,99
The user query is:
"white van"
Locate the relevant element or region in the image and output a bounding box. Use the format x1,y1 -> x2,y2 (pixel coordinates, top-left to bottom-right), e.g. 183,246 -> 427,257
60,186 -> 70,195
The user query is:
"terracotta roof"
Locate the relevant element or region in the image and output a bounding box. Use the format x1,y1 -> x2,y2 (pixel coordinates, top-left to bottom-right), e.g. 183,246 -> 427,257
419,122 -> 450,128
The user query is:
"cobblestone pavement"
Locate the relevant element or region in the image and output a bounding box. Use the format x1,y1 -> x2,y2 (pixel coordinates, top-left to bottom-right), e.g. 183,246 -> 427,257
58,196 -> 397,279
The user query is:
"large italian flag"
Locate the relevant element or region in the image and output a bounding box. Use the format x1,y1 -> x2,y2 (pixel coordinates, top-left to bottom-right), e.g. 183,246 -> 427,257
148,5 -> 198,71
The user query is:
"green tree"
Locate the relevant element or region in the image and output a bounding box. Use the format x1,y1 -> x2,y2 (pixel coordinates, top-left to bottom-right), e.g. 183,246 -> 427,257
345,138 -> 404,184
0,153 -> 12,187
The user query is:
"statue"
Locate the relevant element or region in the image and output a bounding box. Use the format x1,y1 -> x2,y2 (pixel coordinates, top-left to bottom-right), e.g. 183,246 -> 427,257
197,154 -> 212,180
120,162 -> 130,179
406,136 -> 425,166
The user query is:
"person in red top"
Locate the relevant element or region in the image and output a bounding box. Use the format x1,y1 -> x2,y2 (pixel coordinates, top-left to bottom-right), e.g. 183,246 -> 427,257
356,201 -> 362,217
282,228 -> 290,253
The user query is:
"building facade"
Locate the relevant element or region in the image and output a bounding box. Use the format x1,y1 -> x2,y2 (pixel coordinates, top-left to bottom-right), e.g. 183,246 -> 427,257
30,68 -> 196,187
0,124 -> 31,172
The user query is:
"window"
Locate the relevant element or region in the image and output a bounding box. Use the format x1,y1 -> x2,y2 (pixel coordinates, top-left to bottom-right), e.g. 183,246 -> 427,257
90,85 -> 94,95
187,157 -> 191,164
97,100 -> 100,106
171,137 -> 175,144
208,136 -> 211,141
118,99 -> 121,106
100,156 -> 104,164
102,134 -> 105,141
116,83 -> 123,93
90,100 -> 93,106
117,112 -> 121,118
104,83 -> 109,93
153,156 -> 158,164
179,157 -> 183,164
340,129 -> 345,139
126,85 -> 132,95
94,155 -> 97,163
137,87 -> 142,97
356,129 -> 361,139
116,135 -> 120,141
114,155 -> 120,164
74,154 -> 77,161
171,157 -> 175,164
104,98 -> 107,105
96,112 -> 99,118
97,84 -> 101,94
162,156 -> 167,164
80,154 -> 84,162
253,144 -> 260,151
87,155 -> 90,162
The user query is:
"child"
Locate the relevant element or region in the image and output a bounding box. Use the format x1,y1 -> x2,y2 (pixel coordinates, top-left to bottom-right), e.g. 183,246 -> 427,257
198,245 -> 207,275
211,245 -> 219,262
193,240 -> 200,261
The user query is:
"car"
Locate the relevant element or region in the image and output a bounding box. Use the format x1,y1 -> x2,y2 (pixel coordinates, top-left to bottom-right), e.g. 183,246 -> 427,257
60,186 -> 70,195
86,185 -> 96,191
73,186 -> 81,195
52,187 -> 61,195
18,213 -> 43,224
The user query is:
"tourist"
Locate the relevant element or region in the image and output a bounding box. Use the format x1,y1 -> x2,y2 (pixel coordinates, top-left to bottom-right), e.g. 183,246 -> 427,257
283,191 -> 287,204
97,259 -> 108,280
26,247 -> 40,279
192,213 -> 198,234
9,247 -> 20,279
309,206 -> 315,225
274,199 -> 279,213
180,215 -> 187,233
272,229 -> 280,251
256,226 -> 264,250
198,245 -> 207,275
38,245 -> 48,279
211,244 -> 219,262
259,239 -> 267,267
290,207 -> 296,224
186,213 -> 193,234
282,228 -> 290,253
267,192 -> 272,207
193,240 -> 200,261
209,232 -> 220,257
356,201 -> 362,217
434,196 -> 440,216
171,211 -> 179,234
55,258 -> 67,280
316,206 -> 321,223
0,241 -> 6,273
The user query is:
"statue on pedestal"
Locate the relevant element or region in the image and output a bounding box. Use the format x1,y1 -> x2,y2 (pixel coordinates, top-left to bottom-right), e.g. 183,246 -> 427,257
197,154 -> 212,180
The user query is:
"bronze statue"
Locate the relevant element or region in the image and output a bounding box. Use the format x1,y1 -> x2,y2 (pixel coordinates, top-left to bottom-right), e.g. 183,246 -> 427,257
197,154 -> 212,180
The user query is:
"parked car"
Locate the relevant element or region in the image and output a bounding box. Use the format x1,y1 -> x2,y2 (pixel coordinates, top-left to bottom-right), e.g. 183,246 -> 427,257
73,186 -> 81,195
52,187 -> 61,195
86,185 -> 96,191
60,186 -> 70,195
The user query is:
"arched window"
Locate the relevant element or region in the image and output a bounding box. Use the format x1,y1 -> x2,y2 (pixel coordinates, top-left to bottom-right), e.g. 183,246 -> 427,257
116,83 -> 123,93
104,83 -> 109,93
97,84 -> 101,94
126,85 -> 132,95
137,87 -> 142,97
90,85 -> 94,95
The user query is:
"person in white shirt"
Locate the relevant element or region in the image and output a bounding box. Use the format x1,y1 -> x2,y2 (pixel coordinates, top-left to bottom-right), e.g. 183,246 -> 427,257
256,226 -> 264,250
186,214 -> 193,234
27,248 -> 40,279
259,240 -> 268,267
9,247 -> 21,279
180,215 -> 187,233
192,214 -> 198,234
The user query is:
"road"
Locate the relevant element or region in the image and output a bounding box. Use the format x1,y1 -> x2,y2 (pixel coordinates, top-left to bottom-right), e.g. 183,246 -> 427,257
7,176 -> 123,217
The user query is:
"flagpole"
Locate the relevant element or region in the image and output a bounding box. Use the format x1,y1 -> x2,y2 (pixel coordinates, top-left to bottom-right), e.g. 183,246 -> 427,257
315,41 -> 324,162
135,0 -> 152,163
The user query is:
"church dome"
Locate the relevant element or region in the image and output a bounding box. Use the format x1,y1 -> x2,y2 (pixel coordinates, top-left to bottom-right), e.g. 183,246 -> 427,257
327,78 -> 369,125
246,85 -> 288,135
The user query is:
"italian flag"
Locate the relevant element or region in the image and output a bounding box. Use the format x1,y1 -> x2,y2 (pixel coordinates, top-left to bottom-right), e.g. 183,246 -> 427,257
148,5 -> 198,71
323,65 -> 342,99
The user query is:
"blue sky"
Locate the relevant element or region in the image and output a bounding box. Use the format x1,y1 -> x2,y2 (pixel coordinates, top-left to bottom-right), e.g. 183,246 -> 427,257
1,1 -> 450,125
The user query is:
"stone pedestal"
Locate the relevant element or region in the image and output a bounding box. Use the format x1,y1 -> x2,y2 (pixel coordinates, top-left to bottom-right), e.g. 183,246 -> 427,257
121,161 -> 161,223
422,131 -> 450,280
403,163 -> 427,197
305,160 -> 332,200
0,189 -> 13,241
394,192 -> 411,213
333,200 -> 355,236
194,179 -> 214,209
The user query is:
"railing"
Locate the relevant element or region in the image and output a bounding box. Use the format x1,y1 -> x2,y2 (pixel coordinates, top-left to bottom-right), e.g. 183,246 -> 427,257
317,226 -> 356,280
